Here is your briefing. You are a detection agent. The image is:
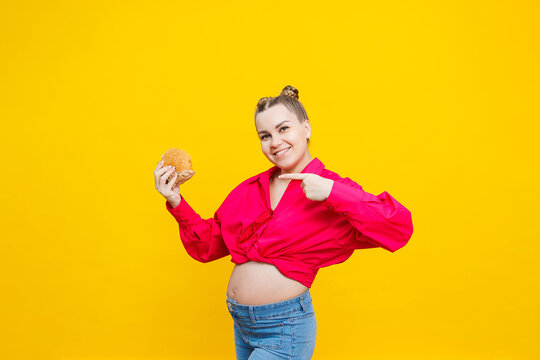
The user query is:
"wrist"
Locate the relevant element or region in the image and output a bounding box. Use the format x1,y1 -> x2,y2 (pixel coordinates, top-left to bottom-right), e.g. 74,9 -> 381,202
167,194 -> 182,208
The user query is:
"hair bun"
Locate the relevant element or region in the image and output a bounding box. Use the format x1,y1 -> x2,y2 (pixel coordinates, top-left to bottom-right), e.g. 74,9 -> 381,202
256,96 -> 272,107
280,85 -> 299,100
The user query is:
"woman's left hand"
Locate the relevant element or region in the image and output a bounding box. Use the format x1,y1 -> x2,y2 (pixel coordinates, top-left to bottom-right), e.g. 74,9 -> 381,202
278,173 -> 334,201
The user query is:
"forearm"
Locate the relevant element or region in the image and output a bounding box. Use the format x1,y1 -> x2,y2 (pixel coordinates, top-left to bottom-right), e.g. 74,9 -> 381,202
164,195 -> 230,263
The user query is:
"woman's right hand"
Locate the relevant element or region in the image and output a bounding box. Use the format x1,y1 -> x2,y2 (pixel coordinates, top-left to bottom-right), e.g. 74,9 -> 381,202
154,160 -> 181,206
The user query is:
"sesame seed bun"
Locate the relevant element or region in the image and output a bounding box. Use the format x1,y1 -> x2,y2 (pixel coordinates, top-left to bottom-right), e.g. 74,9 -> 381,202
162,148 -> 196,187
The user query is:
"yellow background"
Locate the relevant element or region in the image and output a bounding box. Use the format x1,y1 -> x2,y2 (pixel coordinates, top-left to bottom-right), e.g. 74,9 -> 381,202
1,0 -> 538,359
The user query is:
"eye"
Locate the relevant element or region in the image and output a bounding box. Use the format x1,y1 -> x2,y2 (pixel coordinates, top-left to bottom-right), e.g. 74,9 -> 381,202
260,127 -> 288,140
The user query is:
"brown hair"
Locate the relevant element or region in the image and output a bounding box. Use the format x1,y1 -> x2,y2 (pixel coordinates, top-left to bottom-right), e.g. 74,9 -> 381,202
255,85 -> 310,144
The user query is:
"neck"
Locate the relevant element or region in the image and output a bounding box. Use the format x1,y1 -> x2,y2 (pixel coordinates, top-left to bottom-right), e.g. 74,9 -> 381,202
277,151 -> 313,176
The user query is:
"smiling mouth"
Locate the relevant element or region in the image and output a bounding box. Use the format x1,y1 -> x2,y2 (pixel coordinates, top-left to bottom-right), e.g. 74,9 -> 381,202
274,146 -> 291,156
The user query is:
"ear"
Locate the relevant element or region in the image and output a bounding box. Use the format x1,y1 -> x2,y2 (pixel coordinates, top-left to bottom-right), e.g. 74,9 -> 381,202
304,119 -> 311,138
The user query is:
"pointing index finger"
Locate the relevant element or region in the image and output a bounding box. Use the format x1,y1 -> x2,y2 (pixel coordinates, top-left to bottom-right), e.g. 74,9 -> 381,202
278,173 -> 306,180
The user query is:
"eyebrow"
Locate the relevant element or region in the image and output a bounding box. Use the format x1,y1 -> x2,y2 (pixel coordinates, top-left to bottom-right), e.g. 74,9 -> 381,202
257,121 -> 291,135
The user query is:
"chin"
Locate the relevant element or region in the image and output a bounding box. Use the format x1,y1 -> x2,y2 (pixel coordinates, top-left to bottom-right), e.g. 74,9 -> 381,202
274,155 -> 298,168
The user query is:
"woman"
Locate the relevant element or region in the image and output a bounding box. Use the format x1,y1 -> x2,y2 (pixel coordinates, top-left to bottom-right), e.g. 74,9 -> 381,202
154,85 -> 414,359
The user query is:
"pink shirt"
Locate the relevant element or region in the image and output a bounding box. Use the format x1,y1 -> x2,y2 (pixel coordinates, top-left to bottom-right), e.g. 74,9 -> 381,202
166,157 -> 414,288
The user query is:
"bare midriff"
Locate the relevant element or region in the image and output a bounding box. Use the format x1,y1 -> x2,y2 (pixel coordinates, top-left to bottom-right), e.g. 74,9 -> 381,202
227,260 -> 309,305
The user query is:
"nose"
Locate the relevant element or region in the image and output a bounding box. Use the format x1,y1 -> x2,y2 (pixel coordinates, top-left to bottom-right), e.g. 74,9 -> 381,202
271,134 -> 283,148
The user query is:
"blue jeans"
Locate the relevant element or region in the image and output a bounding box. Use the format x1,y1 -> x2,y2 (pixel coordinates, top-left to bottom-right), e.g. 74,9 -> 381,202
225,289 -> 317,359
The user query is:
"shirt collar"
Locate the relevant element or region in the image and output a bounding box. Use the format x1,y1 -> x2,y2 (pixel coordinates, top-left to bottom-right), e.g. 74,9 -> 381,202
247,157 -> 326,184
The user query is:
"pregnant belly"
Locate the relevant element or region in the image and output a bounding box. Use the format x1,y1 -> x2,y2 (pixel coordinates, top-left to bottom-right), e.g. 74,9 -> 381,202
227,261 -> 309,305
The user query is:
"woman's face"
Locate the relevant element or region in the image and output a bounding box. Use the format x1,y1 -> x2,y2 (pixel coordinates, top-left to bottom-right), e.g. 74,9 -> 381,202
255,104 -> 311,171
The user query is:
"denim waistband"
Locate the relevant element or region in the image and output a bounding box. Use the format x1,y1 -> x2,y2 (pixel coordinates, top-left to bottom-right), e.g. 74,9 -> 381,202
226,289 -> 312,318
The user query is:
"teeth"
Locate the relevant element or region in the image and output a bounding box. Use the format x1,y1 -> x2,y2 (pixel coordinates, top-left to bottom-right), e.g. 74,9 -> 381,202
275,147 -> 290,155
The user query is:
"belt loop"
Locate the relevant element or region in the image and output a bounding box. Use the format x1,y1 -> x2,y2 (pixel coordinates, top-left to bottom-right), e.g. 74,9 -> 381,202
299,297 -> 307,312
249,306 -> 256,323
